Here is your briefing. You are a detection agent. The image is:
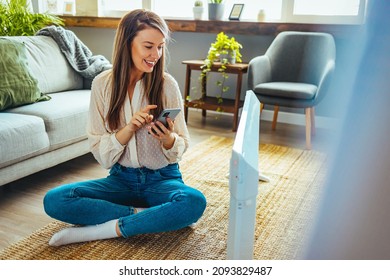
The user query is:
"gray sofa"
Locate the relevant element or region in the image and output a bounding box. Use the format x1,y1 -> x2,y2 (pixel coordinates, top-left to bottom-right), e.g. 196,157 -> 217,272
0,34 -> 109,186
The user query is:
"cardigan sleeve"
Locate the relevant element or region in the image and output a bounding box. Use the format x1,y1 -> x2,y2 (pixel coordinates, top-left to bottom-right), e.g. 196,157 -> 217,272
161,73 -> 190,162
86,70 -> 125,169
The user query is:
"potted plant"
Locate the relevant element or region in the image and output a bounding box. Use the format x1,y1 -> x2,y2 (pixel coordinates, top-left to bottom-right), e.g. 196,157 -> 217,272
208,0 -> 224,21
0,0 -> 64,36
199,32 -> 243,111
193,1 -> 204,20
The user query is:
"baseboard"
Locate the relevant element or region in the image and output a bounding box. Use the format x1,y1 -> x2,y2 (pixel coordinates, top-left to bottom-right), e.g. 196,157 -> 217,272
260,109 -> 339,130
189,107 -> 339,130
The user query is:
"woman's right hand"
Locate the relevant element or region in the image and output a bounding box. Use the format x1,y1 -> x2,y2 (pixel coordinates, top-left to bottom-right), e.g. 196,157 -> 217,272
115,105 -> 157,146
127,104 -> 157,132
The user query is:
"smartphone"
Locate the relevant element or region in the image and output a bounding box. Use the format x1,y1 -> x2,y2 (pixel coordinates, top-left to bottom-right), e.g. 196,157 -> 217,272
150,108 -> 181,134
155,108 -> 181,128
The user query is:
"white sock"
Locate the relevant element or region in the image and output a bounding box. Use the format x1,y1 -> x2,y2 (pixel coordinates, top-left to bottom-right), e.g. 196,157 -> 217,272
134,207 -> 148,213
189,222 -> 197,228
49,219 -> 119,246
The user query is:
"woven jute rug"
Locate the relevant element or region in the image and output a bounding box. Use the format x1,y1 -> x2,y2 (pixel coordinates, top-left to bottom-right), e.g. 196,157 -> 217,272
0,136 -> 327,260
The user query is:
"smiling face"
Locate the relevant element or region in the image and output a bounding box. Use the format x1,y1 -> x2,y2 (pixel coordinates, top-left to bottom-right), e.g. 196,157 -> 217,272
131,27 -> 165,79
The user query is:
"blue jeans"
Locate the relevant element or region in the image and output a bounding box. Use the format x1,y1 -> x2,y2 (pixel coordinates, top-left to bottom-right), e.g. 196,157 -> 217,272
43,163 -> 206,238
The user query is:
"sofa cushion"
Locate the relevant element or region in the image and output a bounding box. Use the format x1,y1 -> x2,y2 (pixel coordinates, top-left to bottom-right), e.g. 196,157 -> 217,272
0,113 -> 50,168
6,89 -> 90,150
0,38 -> 51,111
5,36 -> 84,94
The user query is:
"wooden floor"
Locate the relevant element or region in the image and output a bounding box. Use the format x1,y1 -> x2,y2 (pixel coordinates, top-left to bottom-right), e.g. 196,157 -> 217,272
0,109 -> 334,251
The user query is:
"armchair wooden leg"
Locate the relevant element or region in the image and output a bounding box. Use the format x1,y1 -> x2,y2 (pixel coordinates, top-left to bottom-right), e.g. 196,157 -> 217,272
310,107 -> 316,136
272,105 -> 279,130
305,108 -> 312,150
260,103 -> 264,113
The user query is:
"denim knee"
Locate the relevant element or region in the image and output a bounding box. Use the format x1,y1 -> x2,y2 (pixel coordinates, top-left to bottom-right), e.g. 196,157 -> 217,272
43,187 -> 63,220
191,189 -> 207,220
175,187 -> 207,224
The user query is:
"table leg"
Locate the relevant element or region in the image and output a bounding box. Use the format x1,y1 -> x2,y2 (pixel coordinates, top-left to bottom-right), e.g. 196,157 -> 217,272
232,72 -> 243,132
201,71 -> 207,118
184,65 -> 191,122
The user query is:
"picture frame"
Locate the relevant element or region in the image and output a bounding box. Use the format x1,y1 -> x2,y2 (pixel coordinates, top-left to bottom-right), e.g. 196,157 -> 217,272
229,4 -> 244,20
45,0 -> 59,14
63,0 -> 76,15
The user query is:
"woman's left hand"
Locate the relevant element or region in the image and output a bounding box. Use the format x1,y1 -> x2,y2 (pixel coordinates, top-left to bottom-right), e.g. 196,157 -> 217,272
148,117 -> 175,149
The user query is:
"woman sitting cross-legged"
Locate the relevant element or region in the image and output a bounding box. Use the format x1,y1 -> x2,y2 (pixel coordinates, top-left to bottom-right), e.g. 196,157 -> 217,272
43,9 -> 207,246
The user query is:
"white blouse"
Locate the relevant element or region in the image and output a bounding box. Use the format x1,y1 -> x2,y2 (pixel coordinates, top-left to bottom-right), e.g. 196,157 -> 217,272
87,69 -> 190,170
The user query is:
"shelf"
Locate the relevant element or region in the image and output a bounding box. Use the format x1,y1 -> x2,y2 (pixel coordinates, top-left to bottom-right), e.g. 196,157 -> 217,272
186,96 -> 244,113
60,16 -> 363,38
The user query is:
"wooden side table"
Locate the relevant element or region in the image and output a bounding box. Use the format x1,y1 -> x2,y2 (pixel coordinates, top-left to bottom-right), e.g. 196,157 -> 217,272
182,60 -> 249,132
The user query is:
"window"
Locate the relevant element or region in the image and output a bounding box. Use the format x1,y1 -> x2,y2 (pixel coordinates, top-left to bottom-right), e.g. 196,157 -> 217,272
154,1 -> 193,18
294,0 -> 360,16
98,0 -> 142,17
97,0 -> 366,24
288,0 -> 366,24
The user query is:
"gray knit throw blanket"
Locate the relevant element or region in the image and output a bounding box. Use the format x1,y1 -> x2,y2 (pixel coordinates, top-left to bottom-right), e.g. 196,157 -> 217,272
36,26 -> 112,80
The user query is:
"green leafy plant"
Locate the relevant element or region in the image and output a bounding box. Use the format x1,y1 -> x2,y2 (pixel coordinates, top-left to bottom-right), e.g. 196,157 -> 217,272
198,32 -> 243,111
209,0 -> 224,3
194,1 -> 203,7
0,0 -> 64,36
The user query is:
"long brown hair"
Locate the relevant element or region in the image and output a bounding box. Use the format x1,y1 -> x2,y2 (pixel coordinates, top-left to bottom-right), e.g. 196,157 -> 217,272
107,9 -> 170,131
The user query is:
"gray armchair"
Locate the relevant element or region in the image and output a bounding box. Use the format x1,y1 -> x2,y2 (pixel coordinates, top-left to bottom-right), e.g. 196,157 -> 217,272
248,31 -> 336,149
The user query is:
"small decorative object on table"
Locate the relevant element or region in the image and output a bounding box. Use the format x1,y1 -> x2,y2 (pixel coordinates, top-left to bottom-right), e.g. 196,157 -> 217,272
63,0 -> 76,16
45,0 -> 60,14
193,1 -> 204,20
208,0 -> 225,20
257,9 -> 266,22
229,4 -> 244,20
